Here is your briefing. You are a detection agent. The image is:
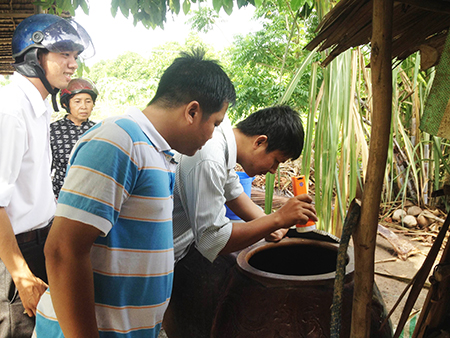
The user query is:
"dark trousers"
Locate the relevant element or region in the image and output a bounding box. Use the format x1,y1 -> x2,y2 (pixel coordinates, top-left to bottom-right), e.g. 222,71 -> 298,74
0,227 -> 49,338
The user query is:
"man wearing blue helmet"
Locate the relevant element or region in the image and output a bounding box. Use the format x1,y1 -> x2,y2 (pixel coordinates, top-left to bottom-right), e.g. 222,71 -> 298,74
0,13 -> 94,337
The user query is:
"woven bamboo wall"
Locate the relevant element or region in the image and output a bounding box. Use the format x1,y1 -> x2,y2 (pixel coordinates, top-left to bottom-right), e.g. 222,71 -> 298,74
0,0 -> 37,75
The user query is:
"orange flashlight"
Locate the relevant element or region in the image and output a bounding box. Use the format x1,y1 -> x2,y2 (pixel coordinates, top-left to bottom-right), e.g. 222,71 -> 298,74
291,175 -> 316,233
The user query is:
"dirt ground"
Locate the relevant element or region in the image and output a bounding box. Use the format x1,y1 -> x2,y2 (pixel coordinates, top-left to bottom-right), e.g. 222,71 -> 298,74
372,230 -> 434,333
375,236 -> 430,320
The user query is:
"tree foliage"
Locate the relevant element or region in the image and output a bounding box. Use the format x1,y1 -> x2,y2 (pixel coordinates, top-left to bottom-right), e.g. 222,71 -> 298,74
39,0 -> 321,123
83,34 -> 216,120
221,0 -> 320,121
37,0 -> 256,28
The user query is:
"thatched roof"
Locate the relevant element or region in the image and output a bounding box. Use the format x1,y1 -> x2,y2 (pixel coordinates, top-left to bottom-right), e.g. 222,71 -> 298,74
305,0 -> 450,69
0,0 -> 37,75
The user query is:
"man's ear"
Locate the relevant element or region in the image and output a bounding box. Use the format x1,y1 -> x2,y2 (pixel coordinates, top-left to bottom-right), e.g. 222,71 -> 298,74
185,101 -> 201,124
253,135 -> 268,149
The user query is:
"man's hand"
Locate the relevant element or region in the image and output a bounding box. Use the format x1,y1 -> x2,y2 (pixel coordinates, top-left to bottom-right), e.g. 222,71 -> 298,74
265,228 -> 289,242
275,194 -> 318,228
0,208 -> 48,317
14,272 -> 48,317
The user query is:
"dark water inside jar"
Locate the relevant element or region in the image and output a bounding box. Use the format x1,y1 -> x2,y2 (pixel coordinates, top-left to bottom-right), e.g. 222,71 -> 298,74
248,244 -> 339,276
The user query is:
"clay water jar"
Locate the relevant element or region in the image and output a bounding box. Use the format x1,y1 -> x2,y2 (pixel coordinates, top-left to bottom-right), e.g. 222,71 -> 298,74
163,230 -> 392,337
211,236 -> 391,337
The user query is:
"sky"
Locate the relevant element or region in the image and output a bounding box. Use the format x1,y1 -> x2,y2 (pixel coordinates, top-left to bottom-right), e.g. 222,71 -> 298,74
74,1 -> 262,66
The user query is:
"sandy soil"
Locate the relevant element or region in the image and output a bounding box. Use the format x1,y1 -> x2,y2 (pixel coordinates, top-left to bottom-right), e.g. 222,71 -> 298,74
373,231 -> 433,333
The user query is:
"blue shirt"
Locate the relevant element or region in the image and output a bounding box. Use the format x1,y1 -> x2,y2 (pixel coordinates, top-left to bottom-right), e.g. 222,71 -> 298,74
35,108 -> 176,337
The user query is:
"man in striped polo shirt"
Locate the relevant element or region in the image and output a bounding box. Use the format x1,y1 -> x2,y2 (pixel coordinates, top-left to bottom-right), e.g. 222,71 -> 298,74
33,49 -> 236,338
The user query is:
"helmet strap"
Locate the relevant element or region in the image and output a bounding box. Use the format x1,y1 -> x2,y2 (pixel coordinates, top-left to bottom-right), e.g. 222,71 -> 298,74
33,61 -> 60,112
13,49 -> 60,111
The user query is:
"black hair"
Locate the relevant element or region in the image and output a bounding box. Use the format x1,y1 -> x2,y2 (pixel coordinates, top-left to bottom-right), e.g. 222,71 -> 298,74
236,106 -> 305,160
148,48 -> 236,118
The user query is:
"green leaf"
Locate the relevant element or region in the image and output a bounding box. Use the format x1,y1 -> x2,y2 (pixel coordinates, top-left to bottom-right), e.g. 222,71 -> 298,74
299,2 -> 313,18
143,0 -> 152,14
80,0 -> 89,14
290,0 -> 305,12
212,0 -> 223,12
236,0 -> 250,8
278,47 -> 317,105
223,0 -> 233,15
126,0 -> 139,14
182,0 -> 191,14
119,0 -> 130,18
169,0 -> 181,14
253,0 -> 262,8
63,0 -> 72,10
148,0 -> 163,26
264,173 -> 275,214
111,0 -> 119,17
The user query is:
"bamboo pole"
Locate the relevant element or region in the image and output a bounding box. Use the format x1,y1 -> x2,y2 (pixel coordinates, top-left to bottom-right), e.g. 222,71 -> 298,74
412,215 -> 450,337
350,0 -> 393,336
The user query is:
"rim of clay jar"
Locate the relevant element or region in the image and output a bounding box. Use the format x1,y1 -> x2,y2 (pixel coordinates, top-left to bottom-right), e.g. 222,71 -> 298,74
236,237 -> 355,287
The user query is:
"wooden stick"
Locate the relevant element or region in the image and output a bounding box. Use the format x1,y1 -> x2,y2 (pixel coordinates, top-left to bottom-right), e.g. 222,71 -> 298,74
413,219 -> 450,337
330,199 -> 361,338
375,271 -> 431,289
375,258 -> 397,264
351,0 -> 394,336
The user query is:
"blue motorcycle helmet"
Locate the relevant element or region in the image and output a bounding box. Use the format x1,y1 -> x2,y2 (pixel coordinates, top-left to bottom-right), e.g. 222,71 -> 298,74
11,14 -> 95,111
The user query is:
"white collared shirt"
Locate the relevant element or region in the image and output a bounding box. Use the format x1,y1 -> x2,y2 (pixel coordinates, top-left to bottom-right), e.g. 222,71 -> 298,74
173,116 -> 244,262
0,72 -> 56,234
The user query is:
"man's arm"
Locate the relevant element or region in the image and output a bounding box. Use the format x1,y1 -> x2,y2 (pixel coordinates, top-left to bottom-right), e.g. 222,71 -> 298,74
225,192 -> 265,221
225,191 -> 289,243
220,194 -> 317,255
0,207 -> 47,317
44,216 -> 102,338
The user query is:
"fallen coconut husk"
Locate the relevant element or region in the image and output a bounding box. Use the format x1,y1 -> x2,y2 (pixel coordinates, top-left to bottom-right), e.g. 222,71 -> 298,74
377,224 -> 421,260
421,209 -> 446,223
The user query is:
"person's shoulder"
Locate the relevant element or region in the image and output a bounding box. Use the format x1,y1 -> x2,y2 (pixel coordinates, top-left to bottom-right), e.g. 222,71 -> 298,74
111,115 -> 152,144
50,117 -> 67,127
202,129 -> 227,158
178,132 -> 227,172
0,86 -> 31,123
0,82 -> 27,108
87,115 -> 144,144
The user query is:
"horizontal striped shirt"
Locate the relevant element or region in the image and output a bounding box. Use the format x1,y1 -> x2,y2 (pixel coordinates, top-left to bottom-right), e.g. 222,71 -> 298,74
35,108 -> 176,338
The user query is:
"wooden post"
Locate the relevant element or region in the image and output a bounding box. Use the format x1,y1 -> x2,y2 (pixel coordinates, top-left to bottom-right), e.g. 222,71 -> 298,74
350,0 -> 393,337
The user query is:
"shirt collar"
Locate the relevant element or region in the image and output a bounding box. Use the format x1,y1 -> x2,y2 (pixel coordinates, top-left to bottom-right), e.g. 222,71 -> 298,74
64,114 -> 91,125
126,107 -> 173,154
12,72 -> 52,118
217,116 -> 237,170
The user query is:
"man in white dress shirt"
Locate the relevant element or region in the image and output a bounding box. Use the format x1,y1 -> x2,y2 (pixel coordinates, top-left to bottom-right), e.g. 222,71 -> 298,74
164,106 -> 317,336
173,105 -> 317,263
0,14 -> 94,337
